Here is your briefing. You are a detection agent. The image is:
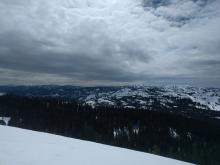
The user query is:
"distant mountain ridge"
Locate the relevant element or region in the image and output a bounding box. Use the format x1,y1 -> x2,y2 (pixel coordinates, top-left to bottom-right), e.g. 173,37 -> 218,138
0,85 -> 219,111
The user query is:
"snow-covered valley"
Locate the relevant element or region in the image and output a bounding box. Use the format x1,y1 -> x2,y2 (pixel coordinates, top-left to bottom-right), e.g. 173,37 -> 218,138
0,126 -> 193,165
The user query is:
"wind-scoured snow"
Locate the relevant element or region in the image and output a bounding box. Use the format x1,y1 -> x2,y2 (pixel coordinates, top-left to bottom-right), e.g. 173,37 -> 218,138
0,126 -> 193,165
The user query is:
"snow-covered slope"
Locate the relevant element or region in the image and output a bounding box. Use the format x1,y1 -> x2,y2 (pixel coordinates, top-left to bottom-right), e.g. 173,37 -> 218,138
83,85 -> 220,111
0,126 -> 192,165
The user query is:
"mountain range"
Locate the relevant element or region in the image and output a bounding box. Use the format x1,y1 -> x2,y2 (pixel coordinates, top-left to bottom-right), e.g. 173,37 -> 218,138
0,85 -> 219,111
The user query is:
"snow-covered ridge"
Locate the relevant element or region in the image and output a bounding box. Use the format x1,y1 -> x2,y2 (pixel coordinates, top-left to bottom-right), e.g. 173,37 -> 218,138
161,85 -> 220,111
0,126 -> 193,165
83,85 -> 220,111
0,85 -> 220,111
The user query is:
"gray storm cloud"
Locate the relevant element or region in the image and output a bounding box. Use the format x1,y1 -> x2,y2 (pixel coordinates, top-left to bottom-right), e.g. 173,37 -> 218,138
0,0 -> 220,86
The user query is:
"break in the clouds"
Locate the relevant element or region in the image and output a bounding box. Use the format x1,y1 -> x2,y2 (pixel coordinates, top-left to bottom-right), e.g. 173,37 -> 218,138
0,0 -> 220,86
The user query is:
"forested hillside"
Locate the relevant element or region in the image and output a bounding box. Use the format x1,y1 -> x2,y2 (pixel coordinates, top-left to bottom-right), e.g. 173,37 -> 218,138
1,95 -> 220,164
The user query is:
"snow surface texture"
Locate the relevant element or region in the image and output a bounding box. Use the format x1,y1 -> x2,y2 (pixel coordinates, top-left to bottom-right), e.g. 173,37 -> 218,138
0,126 -> 193,165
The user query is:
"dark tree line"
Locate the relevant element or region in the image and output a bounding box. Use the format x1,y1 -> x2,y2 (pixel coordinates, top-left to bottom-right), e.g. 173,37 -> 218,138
0,94 -> 220,165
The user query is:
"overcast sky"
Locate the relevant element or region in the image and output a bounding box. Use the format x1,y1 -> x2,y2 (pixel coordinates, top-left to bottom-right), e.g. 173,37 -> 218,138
0,0 -> 220,86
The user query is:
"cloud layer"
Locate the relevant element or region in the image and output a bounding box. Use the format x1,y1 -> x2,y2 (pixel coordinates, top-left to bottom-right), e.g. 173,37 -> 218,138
0,0 -> 220,86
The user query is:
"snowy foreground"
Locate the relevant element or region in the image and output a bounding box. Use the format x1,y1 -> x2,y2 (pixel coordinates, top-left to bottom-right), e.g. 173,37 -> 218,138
0,126 -> 193,165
